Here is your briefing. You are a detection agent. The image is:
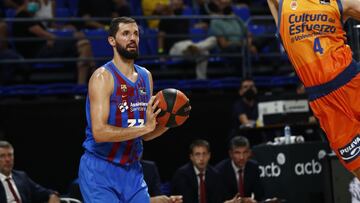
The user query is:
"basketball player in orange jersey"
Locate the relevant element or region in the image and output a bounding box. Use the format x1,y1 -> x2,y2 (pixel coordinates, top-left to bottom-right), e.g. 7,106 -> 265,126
267,0 -> 360,179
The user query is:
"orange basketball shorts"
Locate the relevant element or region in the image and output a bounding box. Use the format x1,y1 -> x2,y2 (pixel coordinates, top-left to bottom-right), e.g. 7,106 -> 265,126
309,62 -> 360,172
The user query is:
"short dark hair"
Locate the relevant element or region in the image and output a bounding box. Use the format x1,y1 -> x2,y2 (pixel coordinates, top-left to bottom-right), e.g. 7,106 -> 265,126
229,136 -> 250,150
189,139 -> 210,154
108,17 -> 137,37
0,141 -> 13,149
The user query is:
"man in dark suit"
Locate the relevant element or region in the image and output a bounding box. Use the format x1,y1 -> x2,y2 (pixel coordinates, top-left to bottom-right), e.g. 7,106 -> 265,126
0,140 -> 60,203
216,136 -> 265,201
171,139 -> 226,203
141,159 -> 162,197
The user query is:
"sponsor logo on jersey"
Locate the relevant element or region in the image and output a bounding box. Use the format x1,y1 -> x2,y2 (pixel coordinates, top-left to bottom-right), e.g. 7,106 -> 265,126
139,87 -> 147,95
290,0 -> 298,10
130,102 -> 147,112
118,101 -> 129,113
121,84 -> 127,93
288,14 -> 337,36
338,135 -> 360,163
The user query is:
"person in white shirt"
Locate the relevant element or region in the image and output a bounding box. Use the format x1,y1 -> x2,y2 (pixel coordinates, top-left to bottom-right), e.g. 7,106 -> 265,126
0,141 -> 60,203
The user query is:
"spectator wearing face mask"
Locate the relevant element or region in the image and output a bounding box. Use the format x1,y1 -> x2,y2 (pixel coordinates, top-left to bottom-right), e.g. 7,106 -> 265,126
231,78 -> 259,130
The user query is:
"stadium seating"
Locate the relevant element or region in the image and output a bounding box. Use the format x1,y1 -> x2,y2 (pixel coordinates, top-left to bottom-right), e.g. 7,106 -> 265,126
32,29 -> 75,70
232,6 -> 250,22
83,29 -> 112,61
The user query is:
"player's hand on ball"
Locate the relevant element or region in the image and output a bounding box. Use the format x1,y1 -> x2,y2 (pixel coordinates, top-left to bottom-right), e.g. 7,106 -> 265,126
145,96 -> 161,132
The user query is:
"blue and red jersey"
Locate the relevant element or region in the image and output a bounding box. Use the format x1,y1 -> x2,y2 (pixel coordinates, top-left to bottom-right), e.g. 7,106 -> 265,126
83,61 -> 151,166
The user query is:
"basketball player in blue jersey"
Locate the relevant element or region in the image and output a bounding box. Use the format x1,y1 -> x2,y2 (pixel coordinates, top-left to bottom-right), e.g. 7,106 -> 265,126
78,17 -> 182,203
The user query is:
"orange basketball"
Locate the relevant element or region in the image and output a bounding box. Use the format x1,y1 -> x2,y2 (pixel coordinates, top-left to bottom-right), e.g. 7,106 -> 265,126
155,88 -> 191,128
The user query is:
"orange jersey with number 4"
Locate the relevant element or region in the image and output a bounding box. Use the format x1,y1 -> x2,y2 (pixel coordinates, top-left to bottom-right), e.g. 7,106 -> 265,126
279,0 -> 353,87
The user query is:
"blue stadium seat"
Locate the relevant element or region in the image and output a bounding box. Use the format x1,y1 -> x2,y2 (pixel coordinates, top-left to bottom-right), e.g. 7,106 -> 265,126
181,6 -> 198,28
32,29 -> 75,70
232,6 -> 250,22
145,28 -> 158,55
5,9 -> 16,18
48,29 -> 74,37
248,23 -> 267,36
182,7 -> 193,15
5,9 -> 16,36
67,0 -> 79,16
189,27 -> 207,43
182,0 -> 193,8
55,8 -> 72,18
55,8 -> 72,26
56,0 -> 67,8
139,26 -> 149,56
55,0 -> 78,16
83,29 -> 112,60
129,0 -> 143,16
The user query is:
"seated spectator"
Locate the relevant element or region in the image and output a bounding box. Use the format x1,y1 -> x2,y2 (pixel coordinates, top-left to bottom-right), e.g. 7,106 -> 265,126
77,0 -> 128,30
215,136 -> 265,201
142,0 -> 169,29
231,78 -> 259,130
143,159 -> 183,202
209,0 -> 257,73
12,0 -> 95,84
192,0 -> 220,29
158,0 -> 217,79
141,159 -> 163,197
171,139 -> 228,203
113,0 -> 132,17
34,0 -> 55,28
0,7 -> 28,85
3,0 -> 23,9
0,47 -> 28,85
233,0 -> 251,7
0,141 -> 60,203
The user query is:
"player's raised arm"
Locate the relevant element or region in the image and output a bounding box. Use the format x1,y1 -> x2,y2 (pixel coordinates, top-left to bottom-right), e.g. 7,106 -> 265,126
89,67 -> 155,143
342,0 -> 360,21
267,0 -> 280,26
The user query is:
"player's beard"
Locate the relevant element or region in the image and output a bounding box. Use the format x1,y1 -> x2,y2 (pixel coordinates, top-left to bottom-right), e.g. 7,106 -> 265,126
115,42 -> 139,60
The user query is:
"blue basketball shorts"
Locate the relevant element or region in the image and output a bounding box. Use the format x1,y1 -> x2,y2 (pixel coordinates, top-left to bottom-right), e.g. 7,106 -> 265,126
78,152 -> 150,203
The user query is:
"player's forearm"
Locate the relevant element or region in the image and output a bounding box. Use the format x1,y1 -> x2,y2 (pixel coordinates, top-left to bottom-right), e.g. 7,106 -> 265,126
343,0 -> 360,21
267,0 -> 279,26
92,124 -> 152,143
29,25 -> 56,41
143,126 -> 169,141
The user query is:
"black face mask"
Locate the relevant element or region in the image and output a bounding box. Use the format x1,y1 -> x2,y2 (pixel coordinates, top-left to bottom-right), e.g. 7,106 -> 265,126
243,89 -> 256,100
116,42 -> 139,60
174,8 -> 183,15
223,6 -> 233,15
